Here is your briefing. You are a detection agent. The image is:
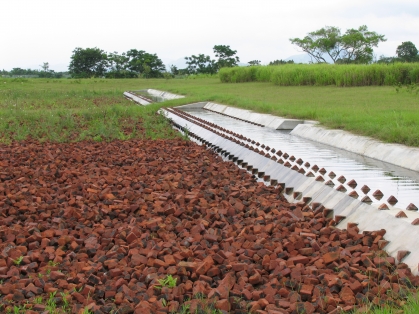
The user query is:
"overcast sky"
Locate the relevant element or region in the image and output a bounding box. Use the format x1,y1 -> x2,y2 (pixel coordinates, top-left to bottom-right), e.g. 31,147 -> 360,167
1,0 -> 418,71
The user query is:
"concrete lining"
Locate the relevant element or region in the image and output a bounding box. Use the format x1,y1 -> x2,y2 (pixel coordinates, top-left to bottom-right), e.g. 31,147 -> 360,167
146,89 -> 185,100
203,102 -> 306,130
163,107 -> 419,274
123,92 -> 152,105
291,124 -> 419,172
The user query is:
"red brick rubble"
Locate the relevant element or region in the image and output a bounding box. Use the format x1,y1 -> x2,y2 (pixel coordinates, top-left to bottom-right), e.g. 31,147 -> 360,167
0,139 -> 418,313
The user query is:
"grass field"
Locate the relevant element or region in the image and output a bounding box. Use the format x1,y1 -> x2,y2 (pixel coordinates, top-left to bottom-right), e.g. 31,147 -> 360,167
219,63 -> 419,86
1,76 -> 418,146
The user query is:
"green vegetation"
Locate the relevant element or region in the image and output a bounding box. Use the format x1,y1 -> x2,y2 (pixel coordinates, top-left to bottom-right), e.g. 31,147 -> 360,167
12,256 -> 23,266
290,25 -> 386,64
1,75 -> 419,147
219,63 -> 419,86
156,274 -> 177,289
354,291 -> 419,314
0,78 -> 183,143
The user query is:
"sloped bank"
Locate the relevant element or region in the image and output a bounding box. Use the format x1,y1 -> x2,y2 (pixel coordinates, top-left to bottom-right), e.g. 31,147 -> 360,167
163,107 -> 419,275
0,139 -> 418,313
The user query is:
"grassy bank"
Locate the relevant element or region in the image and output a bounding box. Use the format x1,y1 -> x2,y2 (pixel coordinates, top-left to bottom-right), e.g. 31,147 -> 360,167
1,77 -> 419,146
219,63 -> 419,86
0,78 -> 183,143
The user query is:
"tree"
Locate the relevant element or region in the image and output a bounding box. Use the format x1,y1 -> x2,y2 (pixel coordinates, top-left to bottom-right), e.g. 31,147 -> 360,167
290,25 -> 386,64
170,65 -> 178,75
248,60 -> 261,66
396,41 -> 418,62
106,52 -> 136,78
125,49 -> 165,78
213,45 -> 240,69
69,47 -> 108,78
40,62 -> 49,72
184,54 -> 217,75
269,59 -> 294,65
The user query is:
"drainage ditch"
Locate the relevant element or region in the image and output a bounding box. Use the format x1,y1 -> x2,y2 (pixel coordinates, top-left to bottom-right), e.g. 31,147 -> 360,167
124,90 -> 419,272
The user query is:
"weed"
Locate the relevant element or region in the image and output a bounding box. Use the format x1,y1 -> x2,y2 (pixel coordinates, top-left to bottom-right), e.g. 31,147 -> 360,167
33,296 -> 43,304
156,274 -> 177,290
48,260 -> 60,267
13,256 -> 23,266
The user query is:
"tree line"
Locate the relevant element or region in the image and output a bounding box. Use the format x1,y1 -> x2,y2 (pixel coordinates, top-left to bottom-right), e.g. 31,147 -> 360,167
2,26 -> 418,79
67,45 -> 243,78
1,62 -> 69,78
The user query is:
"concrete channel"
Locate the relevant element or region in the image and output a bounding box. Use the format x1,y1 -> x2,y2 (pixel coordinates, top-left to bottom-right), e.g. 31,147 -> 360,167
127,90 -> 419,274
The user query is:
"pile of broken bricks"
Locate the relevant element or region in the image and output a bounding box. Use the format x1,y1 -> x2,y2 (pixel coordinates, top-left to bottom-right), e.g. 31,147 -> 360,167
0,139 -> 418,314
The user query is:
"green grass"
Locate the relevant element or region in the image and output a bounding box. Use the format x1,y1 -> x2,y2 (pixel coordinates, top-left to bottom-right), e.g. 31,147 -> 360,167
0,78 -> 184,143
219,63 -> 419,86
148,76 -> 419,147
1,76 -> 419,147
354,291 -> 419,314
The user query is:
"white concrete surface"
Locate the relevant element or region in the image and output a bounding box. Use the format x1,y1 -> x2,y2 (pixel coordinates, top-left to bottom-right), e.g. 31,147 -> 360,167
123,92 -> 151,105
147,89 -> 185,100
291,124 -> 419,172
204,102 -> 305,130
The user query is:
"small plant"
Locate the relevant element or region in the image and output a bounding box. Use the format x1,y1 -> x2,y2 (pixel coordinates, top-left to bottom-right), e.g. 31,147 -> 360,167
82,308 -> 93,314
33,296 -> 43,304
13,256 -> 24,266
156,275 -> 177,290
176,303 -> 191,314
61,291 -> 70,311
46,291 -> 57,313
48,260 -> 59,267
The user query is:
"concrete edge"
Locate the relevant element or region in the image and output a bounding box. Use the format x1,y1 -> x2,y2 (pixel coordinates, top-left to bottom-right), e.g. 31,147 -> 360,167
203,102 -> 306,130
147,89 -> 185,100
123,92 -> 151,105
291,124 -> 419,172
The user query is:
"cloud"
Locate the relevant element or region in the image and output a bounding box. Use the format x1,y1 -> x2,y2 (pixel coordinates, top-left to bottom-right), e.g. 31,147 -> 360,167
1,0 -> 418,71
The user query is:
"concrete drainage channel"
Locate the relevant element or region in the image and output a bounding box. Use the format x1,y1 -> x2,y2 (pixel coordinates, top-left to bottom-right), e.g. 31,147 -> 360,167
124,89 -> 184,105
127,90 -> 419,273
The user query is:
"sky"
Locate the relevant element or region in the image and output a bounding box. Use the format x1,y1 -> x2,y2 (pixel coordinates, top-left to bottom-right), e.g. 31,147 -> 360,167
1,0 -> 419,71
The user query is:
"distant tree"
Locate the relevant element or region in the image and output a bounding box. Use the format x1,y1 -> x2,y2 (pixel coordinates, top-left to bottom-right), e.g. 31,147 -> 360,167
170,65 -> 179,76
40,62 -> 49,72
290,25 -> 386,64
396,41 -> 418,62
376,55 -> 398,64
248,60 -> 261,66
184,54 -> 217,75
125,49 -> 165,78
69,47 -> 108,78
106,52 -> 136,78
213,45 -> 240,69
269,59 -> 294,65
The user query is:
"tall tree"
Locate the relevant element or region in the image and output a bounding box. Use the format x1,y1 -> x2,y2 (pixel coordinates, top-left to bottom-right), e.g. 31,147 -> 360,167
213,45 -> 240,69
106,52 -> 135,78
40,62 -> 49,72
184,54 -> 217,75
290,25 -> 386,64
248,60 -> 261,66
396,41 -> 418,62
125,49 -> 165,78
68,47 -> 108,78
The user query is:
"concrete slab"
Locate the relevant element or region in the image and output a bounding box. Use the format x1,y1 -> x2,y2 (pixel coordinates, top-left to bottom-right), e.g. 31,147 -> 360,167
291,124 -> 419,172
203,102 -> 305,130
123,92 -> 152,105
147,89 -> 185,100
